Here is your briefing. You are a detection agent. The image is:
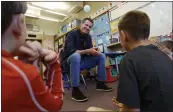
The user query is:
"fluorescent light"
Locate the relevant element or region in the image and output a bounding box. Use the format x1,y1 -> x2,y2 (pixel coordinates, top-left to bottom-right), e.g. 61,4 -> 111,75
44,10 -> 67,16
27,5 -> 42,10
31,2 -> 69,10
25,13 -> 38,18
27,4 -> 67,16
25,14 -> 61,22
68,5 -> 77,12
38,16 -> 60,22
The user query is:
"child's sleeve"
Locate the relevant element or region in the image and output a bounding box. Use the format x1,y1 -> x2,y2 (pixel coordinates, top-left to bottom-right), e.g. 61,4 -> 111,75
31,57 -> 64,112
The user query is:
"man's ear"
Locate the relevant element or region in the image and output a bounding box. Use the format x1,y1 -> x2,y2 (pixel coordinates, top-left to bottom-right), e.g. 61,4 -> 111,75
80,23 -> 83,27
12,14 -> 24,39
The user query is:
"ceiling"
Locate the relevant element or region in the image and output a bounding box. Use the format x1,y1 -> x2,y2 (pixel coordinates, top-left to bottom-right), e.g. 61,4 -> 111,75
26,2 -> 84,22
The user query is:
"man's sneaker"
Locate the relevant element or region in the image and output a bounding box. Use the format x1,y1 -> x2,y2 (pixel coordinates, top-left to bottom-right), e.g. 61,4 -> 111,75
72,87 -> 88,102
96,82 -> 113,92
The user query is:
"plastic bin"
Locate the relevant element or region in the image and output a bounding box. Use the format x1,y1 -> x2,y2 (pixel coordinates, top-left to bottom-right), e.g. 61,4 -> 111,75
105,66 -> 118,82
109,58 -> 116,65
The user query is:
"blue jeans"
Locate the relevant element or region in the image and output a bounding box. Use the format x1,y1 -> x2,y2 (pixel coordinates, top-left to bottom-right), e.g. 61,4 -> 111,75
67,53 -> 106,87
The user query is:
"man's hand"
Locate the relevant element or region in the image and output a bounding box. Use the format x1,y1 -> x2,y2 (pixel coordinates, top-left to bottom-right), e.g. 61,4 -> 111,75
86,48 -> 101,56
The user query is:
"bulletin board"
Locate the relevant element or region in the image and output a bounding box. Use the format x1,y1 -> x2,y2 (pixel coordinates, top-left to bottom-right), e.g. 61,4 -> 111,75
90,13 -> 111,53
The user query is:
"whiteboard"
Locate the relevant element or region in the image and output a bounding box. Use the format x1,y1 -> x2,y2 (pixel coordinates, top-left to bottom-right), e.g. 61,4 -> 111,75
109,2 -> 150,21
110,2 -> 172,37
138,2 -> 172,37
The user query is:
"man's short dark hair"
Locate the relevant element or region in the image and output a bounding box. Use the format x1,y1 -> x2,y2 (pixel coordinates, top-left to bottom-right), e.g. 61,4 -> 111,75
82,18 -> 93,24
118,10 -> 150,40
1,1 -> 27,35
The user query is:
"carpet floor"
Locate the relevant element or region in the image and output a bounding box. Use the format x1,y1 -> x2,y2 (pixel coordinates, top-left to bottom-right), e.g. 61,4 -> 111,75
61,80 -> 119,111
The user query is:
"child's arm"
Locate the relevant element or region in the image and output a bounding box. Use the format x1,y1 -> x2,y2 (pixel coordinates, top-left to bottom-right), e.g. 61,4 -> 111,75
30,56 -> 63,112
16,41 -> 64,111
112,97 -> 140,112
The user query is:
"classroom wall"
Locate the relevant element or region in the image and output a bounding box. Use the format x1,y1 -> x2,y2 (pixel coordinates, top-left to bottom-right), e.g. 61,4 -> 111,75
26,17 -> 61,35
109,2 -> 172,36
61,2 -> 121,26
26,17 -> 59,51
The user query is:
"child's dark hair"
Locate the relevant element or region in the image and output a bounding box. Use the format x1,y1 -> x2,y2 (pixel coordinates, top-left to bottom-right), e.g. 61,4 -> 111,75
1,1 -> 27,35
118,10 -> 150,40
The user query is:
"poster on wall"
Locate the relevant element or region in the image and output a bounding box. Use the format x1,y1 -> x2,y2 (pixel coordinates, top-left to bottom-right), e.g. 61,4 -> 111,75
110,17 -> 121,43
92,38 -> 96,47
110,18 -> 120,35
91,13 -> 111,53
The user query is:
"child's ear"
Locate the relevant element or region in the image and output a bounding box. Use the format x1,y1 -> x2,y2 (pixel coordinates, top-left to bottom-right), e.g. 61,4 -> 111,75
120,30 -> 126,41
120,30 -> 125,37
122,30 -> 129,42
12,15 -> 23,39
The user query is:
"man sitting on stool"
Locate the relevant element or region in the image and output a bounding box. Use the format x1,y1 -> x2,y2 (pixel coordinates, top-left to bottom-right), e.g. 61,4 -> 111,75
61,18 -> 113,102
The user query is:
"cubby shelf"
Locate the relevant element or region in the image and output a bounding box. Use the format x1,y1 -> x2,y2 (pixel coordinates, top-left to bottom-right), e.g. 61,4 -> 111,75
107,42 -> 121,48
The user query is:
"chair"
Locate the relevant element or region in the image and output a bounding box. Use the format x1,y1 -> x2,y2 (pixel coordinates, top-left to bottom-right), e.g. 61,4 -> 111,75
62,69 -> 97,90
60,49 -> 97,90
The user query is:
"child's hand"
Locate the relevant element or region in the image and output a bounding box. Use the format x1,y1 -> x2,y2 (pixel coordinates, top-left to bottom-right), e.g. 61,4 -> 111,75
112,97 -> 124,108
39,48 -> 58,64
17,41 -> 41,63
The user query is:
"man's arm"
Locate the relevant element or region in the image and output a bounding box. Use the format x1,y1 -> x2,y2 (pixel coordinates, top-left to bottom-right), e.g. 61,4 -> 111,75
65,32 -> 90,55
117,55 -> 140,112
76,35 -> 100,55
65,32 -> 79,55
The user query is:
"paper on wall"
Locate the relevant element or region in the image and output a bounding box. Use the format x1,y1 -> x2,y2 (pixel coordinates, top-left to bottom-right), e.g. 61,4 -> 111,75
98,44 -> 104,52
98,39 -> 103,44
106,36 -> 111,41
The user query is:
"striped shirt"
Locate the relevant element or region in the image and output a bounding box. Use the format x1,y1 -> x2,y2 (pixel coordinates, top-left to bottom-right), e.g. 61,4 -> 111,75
2,50 -> 64,112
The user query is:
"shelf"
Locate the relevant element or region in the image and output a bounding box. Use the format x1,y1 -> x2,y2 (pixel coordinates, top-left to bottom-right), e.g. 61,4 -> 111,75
26,38 -> 42,40
92,5 -> 117,19
55,26 -> 79,41
107,42 -> 121,48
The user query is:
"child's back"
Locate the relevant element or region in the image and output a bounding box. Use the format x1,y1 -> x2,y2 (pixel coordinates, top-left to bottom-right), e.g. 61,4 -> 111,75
117,10 -> 173,111
118,44 -> 173,111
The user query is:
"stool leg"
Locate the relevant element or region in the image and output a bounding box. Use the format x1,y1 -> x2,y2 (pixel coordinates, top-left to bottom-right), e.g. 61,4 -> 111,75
81,74 -> 87,89
89,70 -> 98,82
66,75 -> 71,90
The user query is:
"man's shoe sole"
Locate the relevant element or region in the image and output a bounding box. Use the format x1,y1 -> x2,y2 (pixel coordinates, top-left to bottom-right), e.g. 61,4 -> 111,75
96,89 -> 113,92
71,97 -> 88,102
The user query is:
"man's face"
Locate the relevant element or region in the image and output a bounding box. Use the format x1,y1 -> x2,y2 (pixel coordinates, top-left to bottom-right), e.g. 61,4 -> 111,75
80,20 -> 93,34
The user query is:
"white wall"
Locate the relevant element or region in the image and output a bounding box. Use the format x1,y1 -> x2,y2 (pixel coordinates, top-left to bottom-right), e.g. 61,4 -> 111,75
109,2 -> 172,37
61,2 -> 113,26
26,17 -> 62,35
